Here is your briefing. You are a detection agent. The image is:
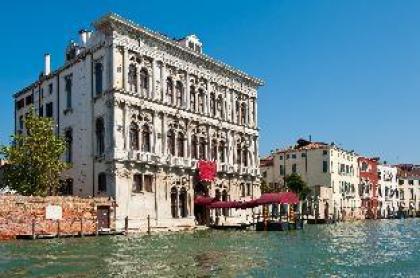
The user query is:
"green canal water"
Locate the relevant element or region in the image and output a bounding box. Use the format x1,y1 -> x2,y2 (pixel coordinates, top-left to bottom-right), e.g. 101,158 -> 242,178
0,219 -> 419,277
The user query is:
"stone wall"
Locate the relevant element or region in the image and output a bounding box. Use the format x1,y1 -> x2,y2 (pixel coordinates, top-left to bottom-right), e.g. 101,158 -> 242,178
0,195 -> 113,240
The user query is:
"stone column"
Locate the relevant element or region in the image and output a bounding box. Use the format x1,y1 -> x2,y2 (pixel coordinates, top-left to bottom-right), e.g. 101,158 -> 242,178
123,104 -> 129,150
150,58 -> 156,99
186,126 -> 191,159
152,111 -> 156,153
176,188 -> 180,218
162,113 -> 168,156
123,48 -> 129,91
254,98 -> 258,126
136,66 -> 141,95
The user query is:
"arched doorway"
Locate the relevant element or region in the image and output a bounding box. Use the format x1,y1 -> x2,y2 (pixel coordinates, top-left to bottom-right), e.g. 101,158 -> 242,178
171,187 -> 178,218
179,187 -> 188,218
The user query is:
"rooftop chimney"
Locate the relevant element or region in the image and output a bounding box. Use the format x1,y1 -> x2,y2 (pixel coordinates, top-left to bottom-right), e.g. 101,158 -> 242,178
79,29 -> 88,46
44,53 -> 51,76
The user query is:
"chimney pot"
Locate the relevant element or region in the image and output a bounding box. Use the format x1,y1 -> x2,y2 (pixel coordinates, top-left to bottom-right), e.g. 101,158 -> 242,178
79,29 -> 88,46
44,53 -> 51,76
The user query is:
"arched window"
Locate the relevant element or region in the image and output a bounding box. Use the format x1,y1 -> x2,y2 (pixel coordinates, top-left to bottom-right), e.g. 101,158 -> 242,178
98,172 -> 107,193
129,122 -> 139,151
236,144 -> 242,165
167,130 -> 175,156
210,93 -> 216,117
96,118 -> 105,155
199,137 -> 206,160
166,78 -> 174,104
217,96 -> 223,118
128,64 -> 138,92
191,135 -> 198,159
218,141 -> 225,162
65,128 -> 73,163
171,187 -> 178,218
132,174 -> 142,193
190,86 -> 196,112
175,81 -> 184,107
177,132 -> 184,157
198,89 -> 205,113
142,125 -> 151,152
235,101 -> 240,123
241,103 -> 247,125
243,148 -> 248,167
211,139 -> 218,161
140,68 -> 149,93
179,187 -> 188,218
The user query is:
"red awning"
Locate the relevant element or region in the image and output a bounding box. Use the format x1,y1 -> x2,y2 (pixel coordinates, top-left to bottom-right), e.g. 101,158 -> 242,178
256,192 -> 300,205
198,160 -> 217,182
209,200 -> 242,209
194,195 -> 215,206
240,199 -> 259,209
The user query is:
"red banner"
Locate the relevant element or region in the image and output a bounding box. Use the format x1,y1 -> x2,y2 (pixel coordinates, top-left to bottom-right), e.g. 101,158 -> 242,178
198,160 -> 217,182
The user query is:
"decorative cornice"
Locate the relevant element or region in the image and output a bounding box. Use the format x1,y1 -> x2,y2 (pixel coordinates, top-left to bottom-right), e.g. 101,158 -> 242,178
93,13 -> 264,88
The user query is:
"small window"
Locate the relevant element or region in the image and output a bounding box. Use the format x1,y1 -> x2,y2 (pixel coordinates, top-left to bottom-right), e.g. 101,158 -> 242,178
398,179 -> 404,185
301,153 -> 306,158
323,150 -> 328,155
25,95 -> 33,105
65,76 -> 72,109
408,180 -> 414,185
322,161 -> 328,173
132,174 -> 143,193
95,62 -> 103,95
246,184 -> 251,196
279,156 -> 283,160
292,164 -> 297,173
291,154 -> 296,159
46,102 -> 53,118
280,165 -> 285,176
16,99 -> 25,110
49,83 -> 53,95
98,173 -> 107,193
144,175 -> 153,192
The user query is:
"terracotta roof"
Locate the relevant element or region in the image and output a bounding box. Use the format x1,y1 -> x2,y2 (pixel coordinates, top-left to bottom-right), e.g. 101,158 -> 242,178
396,164 -> 420,178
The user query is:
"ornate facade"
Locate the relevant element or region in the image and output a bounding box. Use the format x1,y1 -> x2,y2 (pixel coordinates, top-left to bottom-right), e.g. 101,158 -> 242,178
13,13 -> 263,230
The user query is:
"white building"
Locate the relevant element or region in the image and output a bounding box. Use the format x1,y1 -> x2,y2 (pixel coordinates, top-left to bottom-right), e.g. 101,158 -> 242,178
396,164 -> 420,217
377,164 -> 398,218
13,13 -> 263,230
260,139 -> 363,221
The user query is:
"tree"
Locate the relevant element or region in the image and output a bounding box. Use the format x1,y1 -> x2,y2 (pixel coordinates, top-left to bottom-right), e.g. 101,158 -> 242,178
261,179 -> 275,193
0,109 -> 68,196
285,173 -> 311,200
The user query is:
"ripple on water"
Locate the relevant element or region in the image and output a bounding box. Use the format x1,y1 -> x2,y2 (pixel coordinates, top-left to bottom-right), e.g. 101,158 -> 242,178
0,219 -> 419,277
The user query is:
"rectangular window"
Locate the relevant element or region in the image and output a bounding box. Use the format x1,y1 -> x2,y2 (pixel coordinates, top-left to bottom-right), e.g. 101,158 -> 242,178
301,153 -> 306,158
292,164 -> 297,173
279,156 -> 283,160
65,75 -> 72,109
408,180 -> 414,185
286,154 -> 290,159
323,161 -> 328,173
398,179 -> 404,185
25,95 -> 33,105
95,62 -> 103,95
19,116 -> 24,130
291,154 -> 296,159
16,99 -> 25,110
280,165 -> 285,176
323,150 -> 328,155
144,175 -> 153,192
46,102 -> 53,117
39,105 -> 44,117
49,83 -> 53,95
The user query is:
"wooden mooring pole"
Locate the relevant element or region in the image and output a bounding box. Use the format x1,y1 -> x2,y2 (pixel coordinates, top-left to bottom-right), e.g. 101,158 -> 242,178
31,218 -> 36,240
80,218 -> 84,237
124,216 -> 128,235
57,220 -> 61,238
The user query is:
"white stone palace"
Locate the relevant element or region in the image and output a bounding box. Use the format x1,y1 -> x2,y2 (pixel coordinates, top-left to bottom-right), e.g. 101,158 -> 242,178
13,13 -> 263,230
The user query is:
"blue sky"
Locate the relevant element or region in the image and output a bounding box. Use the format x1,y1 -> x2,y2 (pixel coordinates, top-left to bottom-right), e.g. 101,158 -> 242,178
1,0 -> 419,163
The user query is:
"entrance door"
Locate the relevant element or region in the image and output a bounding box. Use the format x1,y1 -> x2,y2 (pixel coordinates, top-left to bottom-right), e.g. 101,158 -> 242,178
97,206 -> 110,230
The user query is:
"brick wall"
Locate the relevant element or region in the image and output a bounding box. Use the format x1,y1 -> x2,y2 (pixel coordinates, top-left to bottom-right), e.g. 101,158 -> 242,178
0,195 -> 113,240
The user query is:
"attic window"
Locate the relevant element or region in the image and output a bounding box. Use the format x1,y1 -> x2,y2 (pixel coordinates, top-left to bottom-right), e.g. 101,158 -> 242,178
188,41 -> 194,50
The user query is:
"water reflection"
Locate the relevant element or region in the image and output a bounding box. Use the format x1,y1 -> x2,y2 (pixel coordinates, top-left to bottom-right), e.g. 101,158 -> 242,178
0,219 -> 419,277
